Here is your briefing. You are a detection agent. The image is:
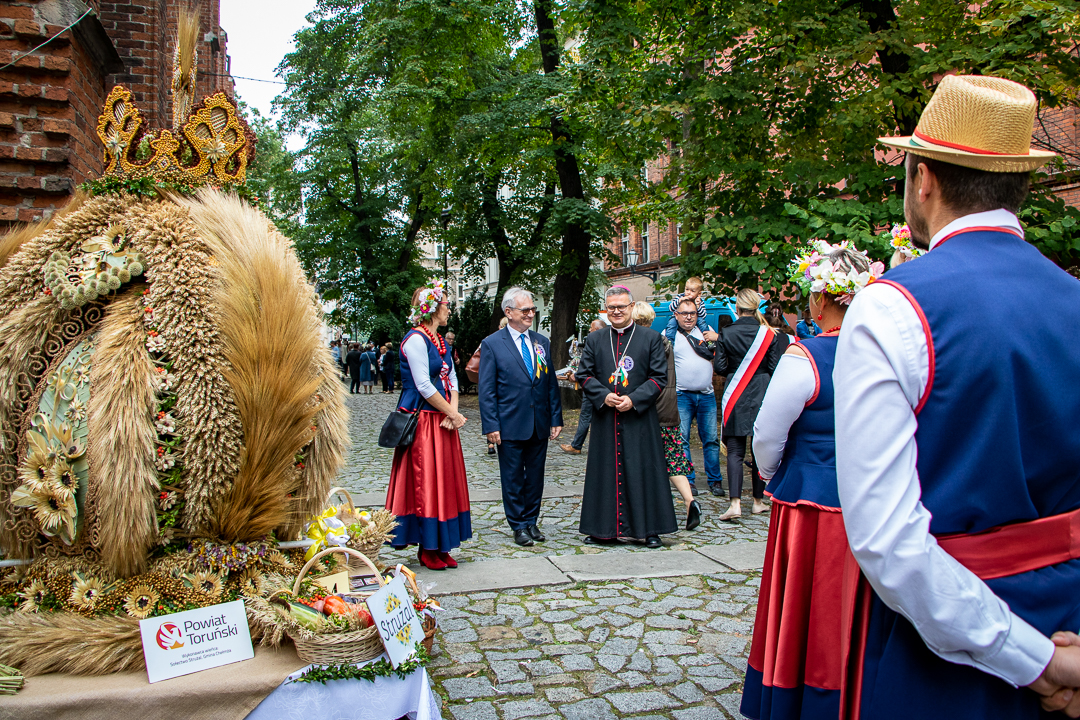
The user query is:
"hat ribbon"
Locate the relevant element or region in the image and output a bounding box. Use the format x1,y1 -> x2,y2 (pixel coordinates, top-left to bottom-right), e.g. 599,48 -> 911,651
911,128 -> 1009,156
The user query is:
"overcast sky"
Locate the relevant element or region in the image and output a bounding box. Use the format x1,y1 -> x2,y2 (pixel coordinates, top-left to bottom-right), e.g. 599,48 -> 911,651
220,0 -> 317,122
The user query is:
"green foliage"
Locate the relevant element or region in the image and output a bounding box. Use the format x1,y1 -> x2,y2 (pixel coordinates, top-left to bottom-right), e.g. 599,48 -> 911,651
565,0 -> 1080,305
80,175 -> 259,204
447,288 -> 494,385
293,645 -> 431,684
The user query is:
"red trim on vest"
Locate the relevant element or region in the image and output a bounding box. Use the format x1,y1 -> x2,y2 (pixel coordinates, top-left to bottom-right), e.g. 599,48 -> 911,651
876,279 -> 935,415
803,345 -> 821,408
769,496 -> 843,513
912,128 -> 1009,156
935,225 -> 1023,249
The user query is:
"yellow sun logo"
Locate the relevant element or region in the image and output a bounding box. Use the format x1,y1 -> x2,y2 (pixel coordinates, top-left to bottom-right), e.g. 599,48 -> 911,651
394,624 -> 413,644
384,594 -> 401,613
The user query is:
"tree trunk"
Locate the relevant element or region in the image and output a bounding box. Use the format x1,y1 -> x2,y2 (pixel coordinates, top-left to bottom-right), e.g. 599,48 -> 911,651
480,170 -> 517,333
534,0 -> 593,369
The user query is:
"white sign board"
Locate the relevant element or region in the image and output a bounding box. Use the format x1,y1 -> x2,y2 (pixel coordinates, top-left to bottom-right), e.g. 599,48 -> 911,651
139,599 -> 254,683
365,574 -> 424,668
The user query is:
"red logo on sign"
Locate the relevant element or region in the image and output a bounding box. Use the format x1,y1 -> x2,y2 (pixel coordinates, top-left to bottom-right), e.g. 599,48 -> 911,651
156,623 -> 184,650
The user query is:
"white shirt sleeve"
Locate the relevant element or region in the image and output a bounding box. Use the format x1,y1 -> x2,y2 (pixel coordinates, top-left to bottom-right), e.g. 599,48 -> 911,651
402,334 -> 439,400
833,282 -> 1054,688
752,353 -> 815,480
447,352 -> 459,393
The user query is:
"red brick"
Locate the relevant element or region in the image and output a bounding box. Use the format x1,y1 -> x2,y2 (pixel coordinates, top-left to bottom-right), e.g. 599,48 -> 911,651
42,86 -> 67,102
18,208 -> 43,222
43,147 -> 69,163
42,118 -> 70,136
0,145 -> 15,160
42,56 -> 70,73
0,112 -> 12,130
0,21 -> 12,36
0,207 -> 17,222
12,20 -> 45,39
16,176 -> 41,190
14,146 -> 41,161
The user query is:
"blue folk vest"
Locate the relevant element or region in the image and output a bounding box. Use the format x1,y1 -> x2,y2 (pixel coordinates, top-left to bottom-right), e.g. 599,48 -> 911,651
397,329 -> 449,413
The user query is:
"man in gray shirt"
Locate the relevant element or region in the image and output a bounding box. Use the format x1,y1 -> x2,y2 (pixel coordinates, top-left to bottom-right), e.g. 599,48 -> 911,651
672,298 -> 724,496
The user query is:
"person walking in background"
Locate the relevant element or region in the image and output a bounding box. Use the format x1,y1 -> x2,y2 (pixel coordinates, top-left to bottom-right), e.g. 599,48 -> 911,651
445,331 -> 459,372
478,287 -> 563,547
560,318 -> 609,455
795,307 -> 820,339
576,286 -> 676,549
663,276 -> 711,341
740,240 -> 882,720
381,343 -> 397,393
671,297 -> 724,497
385,281 -> 470,571
712,289 -> 782,521
634,302 -> 701,531
357,343 -> 377,394
345,342 -> 363,394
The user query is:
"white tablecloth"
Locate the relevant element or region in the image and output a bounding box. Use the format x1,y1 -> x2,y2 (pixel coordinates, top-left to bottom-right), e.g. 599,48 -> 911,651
245,654 -> 440,720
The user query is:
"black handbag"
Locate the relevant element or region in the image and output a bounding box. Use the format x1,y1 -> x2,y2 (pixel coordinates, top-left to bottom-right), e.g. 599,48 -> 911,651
378,409 -> 419,448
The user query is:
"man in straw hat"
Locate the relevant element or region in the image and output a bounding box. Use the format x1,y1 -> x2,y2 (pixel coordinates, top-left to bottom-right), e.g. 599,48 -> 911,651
832,74 -> 1080,719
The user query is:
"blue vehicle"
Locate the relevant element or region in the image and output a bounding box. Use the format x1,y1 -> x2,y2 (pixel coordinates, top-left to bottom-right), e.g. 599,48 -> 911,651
649,296 -> 767,334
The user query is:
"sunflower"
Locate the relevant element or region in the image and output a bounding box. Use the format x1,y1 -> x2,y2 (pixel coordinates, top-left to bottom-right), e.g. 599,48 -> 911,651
235,567 -> 263,596
123,584 -> 160,619
71,575 -> 104,611
18,439 -> 53,489
185,571 -> 223,598
266,551 -> 294,571
49,460 -> 78,499
17,579 -> 47,612
31,487 -> 77,544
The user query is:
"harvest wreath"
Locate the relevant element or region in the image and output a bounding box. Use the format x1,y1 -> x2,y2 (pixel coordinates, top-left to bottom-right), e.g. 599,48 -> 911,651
0,11 -> 394,679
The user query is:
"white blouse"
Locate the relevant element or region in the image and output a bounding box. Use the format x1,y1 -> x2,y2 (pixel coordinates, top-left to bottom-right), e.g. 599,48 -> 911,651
752,353 -> 815,480
401,333 -> 459,400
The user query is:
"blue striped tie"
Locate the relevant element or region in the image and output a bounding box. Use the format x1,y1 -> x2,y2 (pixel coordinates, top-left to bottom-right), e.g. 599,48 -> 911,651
520,335 -> 533,377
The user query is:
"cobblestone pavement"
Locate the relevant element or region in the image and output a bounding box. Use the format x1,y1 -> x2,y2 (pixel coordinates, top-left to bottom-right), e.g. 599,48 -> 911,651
338,390 -> 769,569
426,574 -> 757,720
338,386 -> 764,718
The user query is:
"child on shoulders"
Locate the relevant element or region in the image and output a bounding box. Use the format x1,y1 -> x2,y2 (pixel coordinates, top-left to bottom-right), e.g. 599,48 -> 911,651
664,276 -> 711,341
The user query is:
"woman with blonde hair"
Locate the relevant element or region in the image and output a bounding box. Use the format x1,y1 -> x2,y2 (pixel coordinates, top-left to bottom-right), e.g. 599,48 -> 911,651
385,281 -> 471,570
712,288 -> 782,520
633,301 -> 701,530
740,240 -> 883,720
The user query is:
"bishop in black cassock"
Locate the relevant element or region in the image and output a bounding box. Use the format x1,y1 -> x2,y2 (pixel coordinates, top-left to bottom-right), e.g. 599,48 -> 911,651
576,306 -> 677,545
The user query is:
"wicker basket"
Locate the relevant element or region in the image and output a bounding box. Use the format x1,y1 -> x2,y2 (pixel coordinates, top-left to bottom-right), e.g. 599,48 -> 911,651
288,547 -> 387,664
327,487 -> 394,570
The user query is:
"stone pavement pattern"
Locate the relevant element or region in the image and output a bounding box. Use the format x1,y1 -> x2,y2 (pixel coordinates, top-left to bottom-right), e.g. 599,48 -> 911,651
338,388 -> 767,718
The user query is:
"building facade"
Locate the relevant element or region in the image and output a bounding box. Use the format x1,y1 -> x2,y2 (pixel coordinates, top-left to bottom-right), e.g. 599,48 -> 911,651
0,0 -> 233,228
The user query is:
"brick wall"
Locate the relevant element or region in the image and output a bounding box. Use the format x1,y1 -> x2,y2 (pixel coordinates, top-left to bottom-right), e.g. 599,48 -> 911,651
0,0 -> 233,230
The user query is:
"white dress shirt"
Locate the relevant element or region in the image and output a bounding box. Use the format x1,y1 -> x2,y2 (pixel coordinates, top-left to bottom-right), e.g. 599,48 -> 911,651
506,326 -> 536,373
833,208 -> 1052,688
402,333 -> 459,399
752,353 -> 815,480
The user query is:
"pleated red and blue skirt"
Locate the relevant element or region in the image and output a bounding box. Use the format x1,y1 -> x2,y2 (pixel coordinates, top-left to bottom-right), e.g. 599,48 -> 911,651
741,499 -> 848,720
385,411 -> 472,552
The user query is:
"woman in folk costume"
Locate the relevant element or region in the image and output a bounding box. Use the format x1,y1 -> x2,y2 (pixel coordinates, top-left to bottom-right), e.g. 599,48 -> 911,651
385,281 -> 472,570
632,301 -> 702,530
576,286 -> 677,548
712,289 -> 784,521
740,242 -> 884,720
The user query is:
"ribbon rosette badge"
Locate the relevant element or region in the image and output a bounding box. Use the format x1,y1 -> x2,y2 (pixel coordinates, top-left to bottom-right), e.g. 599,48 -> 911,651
156,622 -> 184,650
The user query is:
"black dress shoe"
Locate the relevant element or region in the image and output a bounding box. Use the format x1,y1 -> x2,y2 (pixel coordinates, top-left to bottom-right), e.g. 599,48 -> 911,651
514,529 -> 535,546
526,525 -> 546,542
583,535 -> 616,545
686,500 -> 702,531
709,484 -> 725,497
645,535 -> 662,548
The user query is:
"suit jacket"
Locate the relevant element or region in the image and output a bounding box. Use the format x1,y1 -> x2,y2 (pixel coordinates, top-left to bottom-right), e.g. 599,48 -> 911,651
478,327 -> 563,441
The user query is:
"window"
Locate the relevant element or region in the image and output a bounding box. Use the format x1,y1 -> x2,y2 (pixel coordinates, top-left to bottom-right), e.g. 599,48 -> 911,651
621,227 -> 630,264
641,163 -> 649,184
641,223 -> 650,264
675,223 -> 682,257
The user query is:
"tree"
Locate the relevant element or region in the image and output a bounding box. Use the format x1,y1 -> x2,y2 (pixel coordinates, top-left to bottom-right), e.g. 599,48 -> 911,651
566,0 -> 1080,304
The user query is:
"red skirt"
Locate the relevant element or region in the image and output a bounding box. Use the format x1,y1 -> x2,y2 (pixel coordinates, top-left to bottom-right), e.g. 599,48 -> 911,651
742,500 -> 848,719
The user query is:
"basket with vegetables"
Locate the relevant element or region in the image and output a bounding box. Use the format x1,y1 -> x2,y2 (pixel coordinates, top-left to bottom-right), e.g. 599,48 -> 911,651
270,547 -> 387,664
326,487 -> 398,569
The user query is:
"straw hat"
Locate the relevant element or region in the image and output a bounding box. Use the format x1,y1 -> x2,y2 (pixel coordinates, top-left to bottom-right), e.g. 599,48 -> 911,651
878,75 -> 1056,173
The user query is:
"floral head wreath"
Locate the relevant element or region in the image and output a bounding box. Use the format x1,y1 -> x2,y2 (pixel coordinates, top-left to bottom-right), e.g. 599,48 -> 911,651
790,239 -> 885,306
409,280 -> 448,326
890,223 -> 924,259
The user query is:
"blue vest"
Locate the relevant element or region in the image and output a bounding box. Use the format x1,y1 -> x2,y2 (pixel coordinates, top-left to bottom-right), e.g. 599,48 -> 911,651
398,329 -> 449,413
765,334 -> 840,509
857,228 -> 1080,719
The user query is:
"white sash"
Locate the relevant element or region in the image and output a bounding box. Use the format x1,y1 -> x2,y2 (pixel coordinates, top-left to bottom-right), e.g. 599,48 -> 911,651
720,325 -> 772,427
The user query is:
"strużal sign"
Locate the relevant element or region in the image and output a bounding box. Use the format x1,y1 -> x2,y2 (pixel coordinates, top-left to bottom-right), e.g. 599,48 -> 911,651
139,599 -> 255,683
366,574 -> 424,668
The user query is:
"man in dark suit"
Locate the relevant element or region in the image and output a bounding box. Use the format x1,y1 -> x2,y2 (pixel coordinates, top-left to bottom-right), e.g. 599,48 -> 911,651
478,287 -> 563,546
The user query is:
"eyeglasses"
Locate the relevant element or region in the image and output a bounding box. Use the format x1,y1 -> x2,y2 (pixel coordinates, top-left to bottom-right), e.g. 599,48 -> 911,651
606,303 -> 631,313
675,311 -> 697,318
515,306 -> 538,315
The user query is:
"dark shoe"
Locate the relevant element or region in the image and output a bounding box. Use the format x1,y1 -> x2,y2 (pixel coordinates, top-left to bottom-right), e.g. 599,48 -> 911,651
526,525 -> 546,542
709,484 -> 725,497
686,500 -> 702,531
690,484 -> 699,496
645,535 -> 662,549
583,535 -> 616,545
559,443 -> 582,455
514,529 -> 535,547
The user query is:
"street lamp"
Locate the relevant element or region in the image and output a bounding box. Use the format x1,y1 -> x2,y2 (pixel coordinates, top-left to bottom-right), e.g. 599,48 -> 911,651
623,248 -> 657,282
